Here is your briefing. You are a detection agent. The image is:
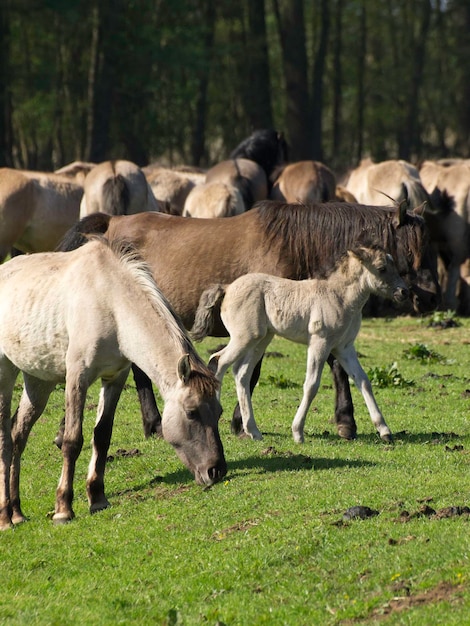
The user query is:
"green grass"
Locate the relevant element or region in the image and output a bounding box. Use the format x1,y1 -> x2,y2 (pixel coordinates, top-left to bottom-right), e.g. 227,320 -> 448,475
1,316 -> 470,625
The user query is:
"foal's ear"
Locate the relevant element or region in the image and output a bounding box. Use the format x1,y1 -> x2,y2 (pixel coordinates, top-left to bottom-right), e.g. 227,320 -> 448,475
177,354 -> 192,384
349,246 -> 370,264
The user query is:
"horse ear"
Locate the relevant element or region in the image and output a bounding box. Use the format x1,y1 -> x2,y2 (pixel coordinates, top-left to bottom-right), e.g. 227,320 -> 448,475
394,198 -> 408,227
348,246 -> 370,264
412,201 -> 427,216
177,354 -> 192,384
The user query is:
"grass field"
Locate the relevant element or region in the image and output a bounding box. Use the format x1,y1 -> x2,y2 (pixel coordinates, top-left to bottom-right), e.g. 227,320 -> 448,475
0,314 -> 469,625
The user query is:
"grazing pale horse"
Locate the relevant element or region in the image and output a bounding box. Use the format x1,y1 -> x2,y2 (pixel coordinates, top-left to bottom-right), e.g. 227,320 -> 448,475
270,160 -> 337,203
419,159 -> 470,311
143,165 -> 206,216
183,180 -> 245,218
80,159 -> 161,217
0,238 -> 226,529
345,158 -> 431,208
191,244 -> 408,443
205,158 -> 268,211
0,168 -> 83,261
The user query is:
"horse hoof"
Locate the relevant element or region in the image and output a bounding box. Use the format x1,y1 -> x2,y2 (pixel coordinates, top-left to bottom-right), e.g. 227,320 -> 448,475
380,433 -> 394,444
337,425 -> 357,440
52,512 -> 74,525
90,500 -> 111,514
231,421 -> 243,436
12,513 -> 27,525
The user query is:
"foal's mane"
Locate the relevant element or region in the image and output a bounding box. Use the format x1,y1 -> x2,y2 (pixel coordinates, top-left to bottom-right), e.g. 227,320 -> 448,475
255,201 -> 425,278
93,237 -> 218,394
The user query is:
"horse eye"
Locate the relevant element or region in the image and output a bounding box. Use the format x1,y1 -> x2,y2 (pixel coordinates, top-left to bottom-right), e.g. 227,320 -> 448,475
186,409 -> 199,420
378,265 -> 387,274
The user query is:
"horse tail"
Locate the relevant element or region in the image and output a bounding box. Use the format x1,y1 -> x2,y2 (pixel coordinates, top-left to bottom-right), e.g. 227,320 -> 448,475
55,212 -> 112,251
102,174 -> 130,215
190,284 -> 226,341
402,180 -> 433,211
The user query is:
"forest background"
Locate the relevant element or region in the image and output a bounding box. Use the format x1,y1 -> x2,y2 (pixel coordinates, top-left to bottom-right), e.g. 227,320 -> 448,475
0,0 -> 469,176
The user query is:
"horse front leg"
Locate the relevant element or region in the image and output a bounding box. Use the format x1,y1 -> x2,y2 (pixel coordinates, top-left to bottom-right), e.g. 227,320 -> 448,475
131,364 -> 163,438
231,356 -> 263,435
53,375 -> 87,524
0,362 -> 17,530
327,354 -> 357,440
10,376 -> 55,524
0,397 -> 13,530
86,370 -> 128,514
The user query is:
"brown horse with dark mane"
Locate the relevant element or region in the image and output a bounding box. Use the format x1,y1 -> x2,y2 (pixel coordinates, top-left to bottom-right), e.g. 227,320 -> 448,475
57,201 -> 440,442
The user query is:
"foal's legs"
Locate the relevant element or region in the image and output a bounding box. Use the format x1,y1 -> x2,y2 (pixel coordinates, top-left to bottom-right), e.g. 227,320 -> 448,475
86,369 -> 129,513
230,357 -> 263,435
334,346 -> 392,442
10,375 -> 55,524
230,355 -> 357,440
291,343 -> 329,443
210,334 -> 274,440
0,359 -> 17,530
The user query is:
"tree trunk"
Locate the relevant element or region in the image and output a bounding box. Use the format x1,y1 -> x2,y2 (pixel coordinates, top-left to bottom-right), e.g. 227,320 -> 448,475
190,0 -> 216,166
244,0 -> 273,131
85,1 -> 118,163
0,0 -> 13,167
311,0 -> 330,160
398,0 -> 432,160
332,0 -> 344,164
355,2 -> 367,163
273,0 -> 310,160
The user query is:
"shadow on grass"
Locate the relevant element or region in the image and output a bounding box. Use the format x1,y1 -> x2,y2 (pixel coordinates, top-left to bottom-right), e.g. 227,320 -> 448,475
107,430 -> 465,499
108,452 -> 377,500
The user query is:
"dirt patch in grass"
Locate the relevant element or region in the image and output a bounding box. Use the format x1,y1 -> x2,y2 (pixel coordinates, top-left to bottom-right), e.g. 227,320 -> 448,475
341,581 -> 465,623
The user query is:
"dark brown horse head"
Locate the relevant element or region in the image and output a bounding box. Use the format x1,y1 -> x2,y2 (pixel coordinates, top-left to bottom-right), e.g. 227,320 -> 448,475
392,203 -> 441,313
256,200 -> 441,314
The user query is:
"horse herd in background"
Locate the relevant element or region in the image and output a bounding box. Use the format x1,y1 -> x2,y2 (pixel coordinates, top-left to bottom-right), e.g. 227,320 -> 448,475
0,129 -> 468,311
0,129 -> 467,527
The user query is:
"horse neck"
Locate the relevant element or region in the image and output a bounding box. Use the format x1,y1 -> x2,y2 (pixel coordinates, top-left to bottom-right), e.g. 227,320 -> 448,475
113,284 -> 193,398
327,258 -> 373,312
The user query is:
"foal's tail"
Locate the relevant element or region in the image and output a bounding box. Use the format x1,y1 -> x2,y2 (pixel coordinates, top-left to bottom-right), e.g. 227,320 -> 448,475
190,284 -> 226,341
56,212 -> 112,251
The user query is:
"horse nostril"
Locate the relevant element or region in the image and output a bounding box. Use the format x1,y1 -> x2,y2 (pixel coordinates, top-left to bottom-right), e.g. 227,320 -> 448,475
207,463 -> 227,483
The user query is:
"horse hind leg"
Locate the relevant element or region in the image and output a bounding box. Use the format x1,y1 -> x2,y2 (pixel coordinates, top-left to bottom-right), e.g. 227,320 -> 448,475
10,375 -> 55,524
230,335 -> 274,440
86,369 -> 129,514
230,357 -> 263,435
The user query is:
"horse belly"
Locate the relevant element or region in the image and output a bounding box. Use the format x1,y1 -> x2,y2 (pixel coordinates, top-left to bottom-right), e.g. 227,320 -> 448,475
0,329 -> 68,381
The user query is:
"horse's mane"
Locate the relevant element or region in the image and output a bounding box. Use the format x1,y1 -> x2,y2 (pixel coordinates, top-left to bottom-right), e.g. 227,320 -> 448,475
254,201 -> 426,278
91,237 -> 219,394
230,129 -> 288,179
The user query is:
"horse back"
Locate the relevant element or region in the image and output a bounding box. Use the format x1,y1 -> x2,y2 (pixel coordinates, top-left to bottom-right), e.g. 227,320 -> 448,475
105,211 -> 291,330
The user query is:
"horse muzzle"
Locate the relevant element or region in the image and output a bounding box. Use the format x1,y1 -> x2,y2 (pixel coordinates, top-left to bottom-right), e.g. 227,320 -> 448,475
393,286 -> 410,303
195,460 -> 228,487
